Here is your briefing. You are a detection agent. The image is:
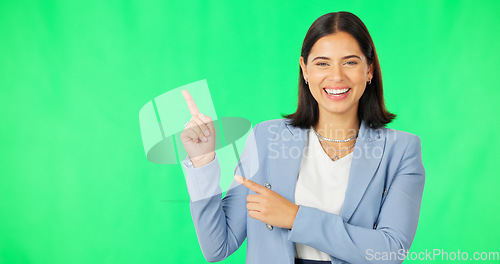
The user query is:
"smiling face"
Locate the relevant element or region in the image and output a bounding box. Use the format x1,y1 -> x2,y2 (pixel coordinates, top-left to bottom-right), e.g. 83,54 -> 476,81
300,31 -> 373,119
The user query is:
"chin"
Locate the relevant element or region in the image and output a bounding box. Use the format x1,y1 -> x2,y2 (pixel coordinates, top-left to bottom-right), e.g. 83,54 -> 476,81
321,102 -> 358,116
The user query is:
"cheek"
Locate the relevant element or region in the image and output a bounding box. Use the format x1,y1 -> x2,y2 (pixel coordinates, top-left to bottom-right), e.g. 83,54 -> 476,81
308,85 -> 322,103
357,86 -> 366,96
353,82 -> 367,100
308,85 -> 320,98
309,69 -> 328,81
349,70 -> 366,84
308,71 -> 325,96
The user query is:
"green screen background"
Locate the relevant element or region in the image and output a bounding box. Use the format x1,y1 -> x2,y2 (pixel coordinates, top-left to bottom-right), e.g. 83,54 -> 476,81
1,0 -> 499,263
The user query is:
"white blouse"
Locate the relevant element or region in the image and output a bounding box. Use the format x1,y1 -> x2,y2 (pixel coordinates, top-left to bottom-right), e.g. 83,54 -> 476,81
294,127 -> 353,261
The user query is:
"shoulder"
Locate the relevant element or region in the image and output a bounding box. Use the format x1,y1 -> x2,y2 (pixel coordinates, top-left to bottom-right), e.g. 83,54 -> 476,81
255,118 -> 289,129
379,127 -> 421,145
252,119 -> 291,137
247,118 -> 307,146
375,127 -> 422,159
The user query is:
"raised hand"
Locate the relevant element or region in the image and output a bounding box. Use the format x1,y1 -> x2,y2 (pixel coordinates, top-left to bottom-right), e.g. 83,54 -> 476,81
180,89 -> 216,167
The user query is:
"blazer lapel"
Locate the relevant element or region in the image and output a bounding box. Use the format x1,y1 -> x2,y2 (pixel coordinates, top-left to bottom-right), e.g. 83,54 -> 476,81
340,121 -> 386,222
269,121 -> 308,203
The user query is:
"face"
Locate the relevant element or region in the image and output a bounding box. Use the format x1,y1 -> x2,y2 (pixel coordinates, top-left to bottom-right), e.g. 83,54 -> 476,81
300,31 -> 373,118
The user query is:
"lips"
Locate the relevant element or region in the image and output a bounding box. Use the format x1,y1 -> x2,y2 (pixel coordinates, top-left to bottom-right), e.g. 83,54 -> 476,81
323,87 -> 350,96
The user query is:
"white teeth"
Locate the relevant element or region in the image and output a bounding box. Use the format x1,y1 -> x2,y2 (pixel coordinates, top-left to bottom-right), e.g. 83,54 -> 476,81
325,88 -> 349,95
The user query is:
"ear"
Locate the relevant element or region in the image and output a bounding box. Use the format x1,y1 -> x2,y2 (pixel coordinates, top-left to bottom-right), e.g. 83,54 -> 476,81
367,63 -> 374,80
299,56 -> 308,81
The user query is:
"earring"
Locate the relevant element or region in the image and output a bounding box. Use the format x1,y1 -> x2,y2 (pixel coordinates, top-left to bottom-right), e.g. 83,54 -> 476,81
368,79 -> 372,85
305,79 -> 308,85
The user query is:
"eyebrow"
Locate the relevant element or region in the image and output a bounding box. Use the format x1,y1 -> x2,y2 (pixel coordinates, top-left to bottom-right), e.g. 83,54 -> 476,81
311,55 -> 362,61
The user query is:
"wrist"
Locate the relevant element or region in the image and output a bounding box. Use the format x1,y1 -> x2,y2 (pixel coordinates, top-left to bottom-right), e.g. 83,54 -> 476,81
191,152 -> 215,168
288,204 -> 299,229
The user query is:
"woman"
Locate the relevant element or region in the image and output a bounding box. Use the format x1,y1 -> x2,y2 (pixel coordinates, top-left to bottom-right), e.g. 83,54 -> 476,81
180,11 -> 425,264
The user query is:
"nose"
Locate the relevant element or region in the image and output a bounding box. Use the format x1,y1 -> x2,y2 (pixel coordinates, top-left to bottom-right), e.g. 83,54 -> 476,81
328,64 -> 343,82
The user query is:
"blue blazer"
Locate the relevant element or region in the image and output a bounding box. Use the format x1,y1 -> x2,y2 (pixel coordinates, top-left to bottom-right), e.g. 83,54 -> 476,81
183,119 -> 425,264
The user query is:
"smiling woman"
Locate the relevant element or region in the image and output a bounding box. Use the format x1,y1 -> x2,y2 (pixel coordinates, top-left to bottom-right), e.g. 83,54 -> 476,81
286,12 -> 395,133
180,11 -> 424,264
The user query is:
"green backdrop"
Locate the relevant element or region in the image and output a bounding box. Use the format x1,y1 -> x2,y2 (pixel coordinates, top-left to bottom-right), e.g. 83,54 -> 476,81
1,0 -> 499,263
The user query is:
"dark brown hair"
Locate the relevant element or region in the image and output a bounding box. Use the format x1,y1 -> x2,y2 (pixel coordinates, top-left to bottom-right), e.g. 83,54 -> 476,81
282,11 -> 395,129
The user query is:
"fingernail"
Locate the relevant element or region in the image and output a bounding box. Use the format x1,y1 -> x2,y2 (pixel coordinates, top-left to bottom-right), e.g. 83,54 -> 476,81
202,136 -> 208,142
204,130 -> 210,136
234,175 -> 242,182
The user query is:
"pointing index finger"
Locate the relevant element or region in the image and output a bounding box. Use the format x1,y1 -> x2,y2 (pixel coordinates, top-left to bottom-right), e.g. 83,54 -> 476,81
181,89 -> 200,116
234,175 -> 265,194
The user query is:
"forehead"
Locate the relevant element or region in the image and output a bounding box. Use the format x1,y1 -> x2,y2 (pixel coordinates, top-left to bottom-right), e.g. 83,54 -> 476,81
309,32 -> 363,59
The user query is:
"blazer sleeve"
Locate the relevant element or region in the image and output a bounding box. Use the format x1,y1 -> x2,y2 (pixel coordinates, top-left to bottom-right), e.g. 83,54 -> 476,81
288,135 -> 425,264
183,123 -> 261,262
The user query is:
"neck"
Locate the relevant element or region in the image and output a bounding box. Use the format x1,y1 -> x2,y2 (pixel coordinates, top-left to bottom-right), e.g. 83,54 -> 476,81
314,108 -> 360,140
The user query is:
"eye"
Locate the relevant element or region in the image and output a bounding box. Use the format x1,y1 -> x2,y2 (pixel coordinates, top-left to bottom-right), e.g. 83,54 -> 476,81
344,61 -> 358,66
316,62 -> 328,66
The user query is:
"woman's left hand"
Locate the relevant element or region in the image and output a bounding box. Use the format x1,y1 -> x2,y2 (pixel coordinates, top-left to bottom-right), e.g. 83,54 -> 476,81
234,175 -> 299,229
